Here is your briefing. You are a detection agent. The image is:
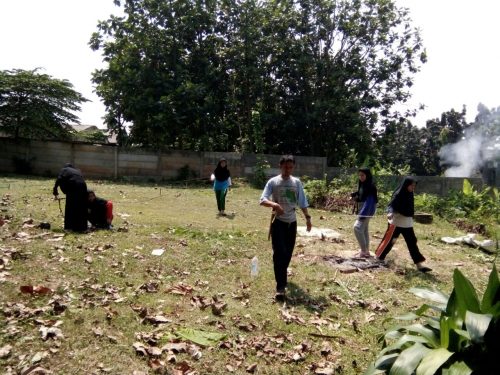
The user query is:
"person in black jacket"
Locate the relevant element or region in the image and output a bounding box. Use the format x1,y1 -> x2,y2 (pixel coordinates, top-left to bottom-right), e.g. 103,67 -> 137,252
53,163 -> 88,232
87,190 -> 114,230
375,176 -> 432,273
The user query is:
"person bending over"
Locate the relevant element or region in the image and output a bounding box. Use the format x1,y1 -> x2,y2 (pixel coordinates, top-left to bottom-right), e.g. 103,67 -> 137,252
87,190 -> 114,230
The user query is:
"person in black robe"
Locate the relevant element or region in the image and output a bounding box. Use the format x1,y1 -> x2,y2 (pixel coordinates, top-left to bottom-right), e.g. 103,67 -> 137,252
375,176 -> 432,273
53,163 -> 88,232
87,190 -> 113,229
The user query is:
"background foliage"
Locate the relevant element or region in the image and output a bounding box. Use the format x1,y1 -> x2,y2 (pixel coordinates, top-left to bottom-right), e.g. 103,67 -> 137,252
90,0 -> 426,165
0,69 -> 88,140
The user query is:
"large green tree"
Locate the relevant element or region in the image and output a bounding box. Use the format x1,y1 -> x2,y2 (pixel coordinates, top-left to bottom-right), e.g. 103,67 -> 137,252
91,0 -> 425,164
0,69 -> 88,140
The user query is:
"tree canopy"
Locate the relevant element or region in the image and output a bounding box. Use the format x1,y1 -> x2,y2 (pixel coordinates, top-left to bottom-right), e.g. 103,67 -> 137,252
0,69 -> 88,140
90,0 -> 426,165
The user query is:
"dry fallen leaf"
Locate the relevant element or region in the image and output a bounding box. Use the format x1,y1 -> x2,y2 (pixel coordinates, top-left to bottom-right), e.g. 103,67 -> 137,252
245,363 -> 257,373
39,326 -> 63,341
133,342 -> 148,356
20,285 -> 52,295
0,344 -> 12,358
167,283 -> 194,296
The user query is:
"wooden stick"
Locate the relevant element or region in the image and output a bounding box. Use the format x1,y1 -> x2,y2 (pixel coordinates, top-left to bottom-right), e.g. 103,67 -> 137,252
267,211 -> 276,241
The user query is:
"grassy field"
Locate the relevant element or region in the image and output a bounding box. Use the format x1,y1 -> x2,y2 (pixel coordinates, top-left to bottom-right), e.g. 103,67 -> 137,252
0,175 -> 498,375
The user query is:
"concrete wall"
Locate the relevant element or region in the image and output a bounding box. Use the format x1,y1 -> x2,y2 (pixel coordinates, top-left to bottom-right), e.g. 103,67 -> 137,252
0,137 -> 488,195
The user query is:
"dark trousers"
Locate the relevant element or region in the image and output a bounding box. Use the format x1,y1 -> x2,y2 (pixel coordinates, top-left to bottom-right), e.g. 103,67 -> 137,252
376,224 -> 426,264
215,189 -> 227,211
271,219 -> 297,291
64,184 -> 88,232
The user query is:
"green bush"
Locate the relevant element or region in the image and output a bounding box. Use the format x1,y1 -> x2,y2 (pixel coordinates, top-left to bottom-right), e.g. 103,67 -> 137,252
252,156 -> 270,188
366,265 -> 500,375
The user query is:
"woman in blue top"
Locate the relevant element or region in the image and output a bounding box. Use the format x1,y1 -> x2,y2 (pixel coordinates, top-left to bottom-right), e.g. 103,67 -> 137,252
212,158 -> 231,215
351,167 -> 378,257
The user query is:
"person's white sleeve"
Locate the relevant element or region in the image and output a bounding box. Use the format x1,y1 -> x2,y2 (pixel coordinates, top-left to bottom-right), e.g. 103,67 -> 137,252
259,180 -> 273,203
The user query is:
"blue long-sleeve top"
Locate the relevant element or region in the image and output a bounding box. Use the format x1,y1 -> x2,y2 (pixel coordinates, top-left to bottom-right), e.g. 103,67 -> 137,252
358,194 -> 377,218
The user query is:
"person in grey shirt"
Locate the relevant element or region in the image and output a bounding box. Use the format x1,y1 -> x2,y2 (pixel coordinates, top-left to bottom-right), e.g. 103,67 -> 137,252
260,155 -> 312,301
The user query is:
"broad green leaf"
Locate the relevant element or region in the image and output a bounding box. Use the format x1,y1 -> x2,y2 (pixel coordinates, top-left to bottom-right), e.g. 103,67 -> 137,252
410,287 -> 449,306
481,264 -> 499,313
453,269 -> 480,315
416,303 -> 445,316
424,316 -> 441,330
446,290 -> 464,327
380,334 -> 430,356
486,301 -> 500,316
364,362 -> 386,375
374,353 -> 399,371
440,316 -> 451,348
385,329 -> 404,340
465,311 -> 492,343
175,328 -> 226,347
448,328 -> 469,353
416,348 -> 454,375
394,312 -> 419,321
451,329 -> 470,340
442,361 -> 472,375
389,343 -> 430,375
405,324 -> 440,348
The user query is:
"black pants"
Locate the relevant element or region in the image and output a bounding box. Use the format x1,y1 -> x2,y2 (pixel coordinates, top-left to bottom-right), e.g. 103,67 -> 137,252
64,183 -> 88,232
376,224 -> 426,264
271,219 -> 297,291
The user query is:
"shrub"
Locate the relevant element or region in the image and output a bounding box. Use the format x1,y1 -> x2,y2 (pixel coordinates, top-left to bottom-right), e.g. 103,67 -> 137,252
252,156 -> 270,188
176,164 -> 197,181
366,265 -> 500,375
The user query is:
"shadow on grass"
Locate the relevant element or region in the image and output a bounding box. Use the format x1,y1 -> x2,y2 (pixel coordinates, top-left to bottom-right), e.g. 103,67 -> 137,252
285,281 -> 330,313
216,212 -> 236,220
402,268 -> 440,283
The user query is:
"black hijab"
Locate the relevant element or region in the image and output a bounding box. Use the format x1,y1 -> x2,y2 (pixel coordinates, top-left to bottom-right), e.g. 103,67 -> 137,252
213,158 -> 230,181
388,176 -> 416,217
357,167 -> 378,203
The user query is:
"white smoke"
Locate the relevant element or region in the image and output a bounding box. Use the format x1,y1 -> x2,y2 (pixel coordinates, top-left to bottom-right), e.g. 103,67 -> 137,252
439,105 -> 500,178
439,134 -> 485,177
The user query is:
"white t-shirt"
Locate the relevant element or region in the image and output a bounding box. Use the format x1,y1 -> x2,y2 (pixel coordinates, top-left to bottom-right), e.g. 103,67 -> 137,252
260,175 -> 308,223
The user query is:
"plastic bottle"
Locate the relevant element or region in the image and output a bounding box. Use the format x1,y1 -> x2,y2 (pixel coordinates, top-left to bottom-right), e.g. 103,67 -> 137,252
251,256 -> 259,277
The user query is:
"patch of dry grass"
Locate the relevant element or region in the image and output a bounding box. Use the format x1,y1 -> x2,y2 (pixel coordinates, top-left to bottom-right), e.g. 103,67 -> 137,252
0,176 -> 497,374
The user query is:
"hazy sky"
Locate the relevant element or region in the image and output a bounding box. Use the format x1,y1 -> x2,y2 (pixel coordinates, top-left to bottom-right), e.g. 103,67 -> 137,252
1,0 -> 499,128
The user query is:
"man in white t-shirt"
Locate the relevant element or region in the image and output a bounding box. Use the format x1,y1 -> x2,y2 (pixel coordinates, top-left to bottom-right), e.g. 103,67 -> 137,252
260,155 -> 312,301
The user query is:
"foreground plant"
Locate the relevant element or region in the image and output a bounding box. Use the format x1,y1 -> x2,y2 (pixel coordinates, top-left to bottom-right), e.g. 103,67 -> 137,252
366,265 -> 500,375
